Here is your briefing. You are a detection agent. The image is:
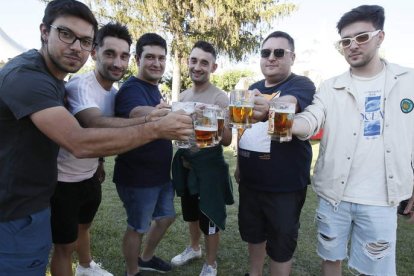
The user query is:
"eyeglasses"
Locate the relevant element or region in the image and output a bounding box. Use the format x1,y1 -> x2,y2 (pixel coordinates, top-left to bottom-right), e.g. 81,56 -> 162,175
260,48 -> 293,59
336,30 -> 381,50
50,25 -> 96,52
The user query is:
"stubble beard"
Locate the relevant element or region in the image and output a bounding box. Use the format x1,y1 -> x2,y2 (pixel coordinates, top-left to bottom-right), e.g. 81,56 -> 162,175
191,71 -> 208,86
101,67 -> 123,82
47,45 -> 84,74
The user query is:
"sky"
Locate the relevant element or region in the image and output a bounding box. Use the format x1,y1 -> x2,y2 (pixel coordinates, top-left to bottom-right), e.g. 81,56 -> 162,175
1,0 -> 413,82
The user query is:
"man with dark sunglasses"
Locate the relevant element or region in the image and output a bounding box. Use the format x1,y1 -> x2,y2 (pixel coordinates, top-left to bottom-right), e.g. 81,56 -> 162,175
236,31 -> 315,276
0,1 -> 192,275
291,5 -> 414,276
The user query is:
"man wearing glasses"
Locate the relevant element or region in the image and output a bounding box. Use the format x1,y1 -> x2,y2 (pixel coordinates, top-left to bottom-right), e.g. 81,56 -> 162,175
290,5 -> 414,276
236,31 -> 315,276
0,1 -> 192,275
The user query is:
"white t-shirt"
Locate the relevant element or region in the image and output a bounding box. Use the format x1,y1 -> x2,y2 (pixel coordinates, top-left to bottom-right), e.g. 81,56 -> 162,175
343,66 -> 388,206
57,71 -> 117,182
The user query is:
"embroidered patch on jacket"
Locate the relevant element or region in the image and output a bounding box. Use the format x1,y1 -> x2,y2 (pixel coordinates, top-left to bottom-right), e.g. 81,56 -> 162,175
400,98 -> 414,113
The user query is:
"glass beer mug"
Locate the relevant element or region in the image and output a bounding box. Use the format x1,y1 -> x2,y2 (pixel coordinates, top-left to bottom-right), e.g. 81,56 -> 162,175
228,89 -> 254,129
193,104 -> 219,148
268,101 -> 296,142
171,101 -> 196,148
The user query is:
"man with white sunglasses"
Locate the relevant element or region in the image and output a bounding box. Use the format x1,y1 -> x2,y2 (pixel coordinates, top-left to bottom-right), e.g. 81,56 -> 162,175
288,5 -> 414,276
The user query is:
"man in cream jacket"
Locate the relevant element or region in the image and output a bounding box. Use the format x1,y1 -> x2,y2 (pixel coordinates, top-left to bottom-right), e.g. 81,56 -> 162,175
290,5 -> 414,276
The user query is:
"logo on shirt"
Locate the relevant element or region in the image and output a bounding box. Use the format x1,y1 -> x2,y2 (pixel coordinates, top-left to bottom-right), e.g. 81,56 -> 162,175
400,98 -> 414,113
363,95 -> 383,138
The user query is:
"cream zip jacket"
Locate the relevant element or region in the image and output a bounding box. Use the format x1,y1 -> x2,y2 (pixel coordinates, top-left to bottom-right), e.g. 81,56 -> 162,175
296,61 -> 414,207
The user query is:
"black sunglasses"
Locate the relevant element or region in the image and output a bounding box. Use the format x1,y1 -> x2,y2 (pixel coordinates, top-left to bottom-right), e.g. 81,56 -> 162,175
260,48 -> 293,58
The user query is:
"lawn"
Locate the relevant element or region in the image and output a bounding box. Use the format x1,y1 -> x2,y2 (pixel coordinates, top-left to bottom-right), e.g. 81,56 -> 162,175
64,142 -> 414,276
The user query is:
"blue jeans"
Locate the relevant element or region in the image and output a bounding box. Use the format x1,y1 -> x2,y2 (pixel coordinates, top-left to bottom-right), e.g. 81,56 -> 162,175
316,197 -> 397,276
0,208 -> 52,276
116,182 -> 175,233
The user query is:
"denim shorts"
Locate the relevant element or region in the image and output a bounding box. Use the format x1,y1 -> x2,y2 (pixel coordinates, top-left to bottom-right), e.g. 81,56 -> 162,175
316,197 -> 397,276
116,182 -> 175,233
0,208 -> 52,275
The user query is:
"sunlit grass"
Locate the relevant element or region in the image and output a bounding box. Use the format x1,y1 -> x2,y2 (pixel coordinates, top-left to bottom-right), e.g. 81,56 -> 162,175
47,142 -> 414,275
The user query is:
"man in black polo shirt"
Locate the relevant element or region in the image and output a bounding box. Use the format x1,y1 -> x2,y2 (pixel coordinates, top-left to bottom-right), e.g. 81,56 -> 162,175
236,31 -> 315,276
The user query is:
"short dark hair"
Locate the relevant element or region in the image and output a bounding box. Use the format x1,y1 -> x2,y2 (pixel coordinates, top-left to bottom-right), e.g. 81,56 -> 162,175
135,33 -> 167,58
42,0 -> 98,44
95,22 -> 132,48
192,40 -> 217,60
337,5 -> 385,34
262,31 -> 295,52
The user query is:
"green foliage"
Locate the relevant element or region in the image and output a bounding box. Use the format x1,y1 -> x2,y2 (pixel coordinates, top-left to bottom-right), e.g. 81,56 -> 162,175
42,0 -> 298,97
93,0 -> 297,60
211,69 -> 255,92
161,68 -> 255,95
120,57 -> 138,83
90,0 -> 298,97
41,0 -> 297,96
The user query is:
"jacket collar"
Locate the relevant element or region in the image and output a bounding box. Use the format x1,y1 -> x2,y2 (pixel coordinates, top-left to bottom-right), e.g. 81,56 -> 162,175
332,59 -> 408,90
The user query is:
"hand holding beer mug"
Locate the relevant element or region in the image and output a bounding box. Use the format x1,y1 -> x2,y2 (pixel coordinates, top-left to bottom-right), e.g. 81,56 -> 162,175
171,102 -> 196,148
229,89 -> 254,129
268,101 -> 296,142
194,105 -> 218,148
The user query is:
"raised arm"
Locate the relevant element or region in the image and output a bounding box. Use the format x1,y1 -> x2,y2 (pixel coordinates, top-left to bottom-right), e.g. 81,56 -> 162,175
75,107 -> 146,128
31,106 -> 193,158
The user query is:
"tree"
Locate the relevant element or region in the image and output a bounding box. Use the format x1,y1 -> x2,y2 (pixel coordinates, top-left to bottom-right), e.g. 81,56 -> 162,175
42,0 -> 297,100
211,69 -> 255,92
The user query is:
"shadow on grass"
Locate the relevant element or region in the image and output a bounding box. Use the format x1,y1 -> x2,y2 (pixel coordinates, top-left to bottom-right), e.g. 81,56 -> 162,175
55,142 -> 414,275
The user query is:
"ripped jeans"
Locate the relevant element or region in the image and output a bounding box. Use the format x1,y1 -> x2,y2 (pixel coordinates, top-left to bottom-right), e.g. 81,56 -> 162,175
316,197 -> 397,276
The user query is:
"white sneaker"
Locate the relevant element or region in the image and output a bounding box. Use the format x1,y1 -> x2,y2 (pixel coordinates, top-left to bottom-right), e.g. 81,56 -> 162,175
75,260 -> 113,276
171,246 -> 202,266
199,262 -> 217,276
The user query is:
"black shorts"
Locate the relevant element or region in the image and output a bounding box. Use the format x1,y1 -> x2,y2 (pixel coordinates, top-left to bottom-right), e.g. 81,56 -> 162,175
181,189 -> 220,236
238,184 -> 307,262
51,174 -> 102,244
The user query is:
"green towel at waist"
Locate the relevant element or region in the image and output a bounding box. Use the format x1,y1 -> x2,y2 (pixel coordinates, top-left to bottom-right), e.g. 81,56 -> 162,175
172,146 -> 234,230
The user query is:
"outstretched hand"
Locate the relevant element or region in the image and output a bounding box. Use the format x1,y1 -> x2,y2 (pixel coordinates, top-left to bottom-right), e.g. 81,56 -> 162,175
251,89 -> 270,123
147,107 -> 170,122
156,111 -> 194,141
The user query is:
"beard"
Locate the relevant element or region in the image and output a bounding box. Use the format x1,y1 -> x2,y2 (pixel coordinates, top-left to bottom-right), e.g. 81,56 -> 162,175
100,67 -> 124,82
46,44 -> 86,74
346,50 -> 376,68
190,71 -> 208,85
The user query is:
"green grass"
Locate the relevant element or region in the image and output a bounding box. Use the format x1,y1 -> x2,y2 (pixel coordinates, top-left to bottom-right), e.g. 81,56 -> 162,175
60,143 -> 414,276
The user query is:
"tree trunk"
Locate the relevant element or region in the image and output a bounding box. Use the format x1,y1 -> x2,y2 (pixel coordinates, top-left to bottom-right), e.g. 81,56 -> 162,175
171,51 -> 181,102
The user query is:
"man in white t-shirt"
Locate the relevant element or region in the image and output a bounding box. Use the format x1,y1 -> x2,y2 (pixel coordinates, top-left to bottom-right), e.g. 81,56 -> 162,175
288,5 -> 414,276
50,22 -> 167,276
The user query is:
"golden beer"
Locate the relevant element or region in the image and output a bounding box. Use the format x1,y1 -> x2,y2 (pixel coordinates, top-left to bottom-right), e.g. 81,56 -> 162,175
268,109 -> 294,142
215,117 -> 225,142
229,105 -> 253,128
194,126 -> 218,148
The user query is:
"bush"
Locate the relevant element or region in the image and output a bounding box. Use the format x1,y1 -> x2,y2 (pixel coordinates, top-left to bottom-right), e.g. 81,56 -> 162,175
211,69 -> 255,92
